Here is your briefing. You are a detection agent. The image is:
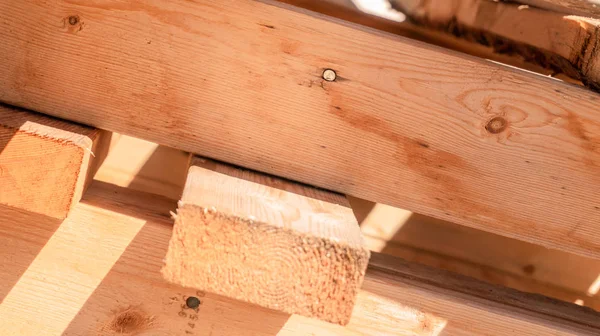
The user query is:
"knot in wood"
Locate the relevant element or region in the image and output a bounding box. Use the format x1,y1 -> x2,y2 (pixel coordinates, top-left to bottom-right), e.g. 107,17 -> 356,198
485,116 -> 508,134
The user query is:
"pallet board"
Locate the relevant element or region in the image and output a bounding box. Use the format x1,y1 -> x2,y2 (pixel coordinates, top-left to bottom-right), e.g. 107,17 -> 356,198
1,0 -> 600,259
162,157 -> 370,325
0,104 -> 110,218
392,0 -> 600,90
93,136 -> 600,311
518,0 -> 600,18
348,197 -> 600,311
1,182 -> 599,335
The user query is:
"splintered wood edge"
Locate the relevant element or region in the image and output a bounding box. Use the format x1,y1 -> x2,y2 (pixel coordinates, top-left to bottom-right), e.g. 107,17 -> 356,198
0,104 -> 97,152
163,156 -> 370,325
0,104 -> 106,215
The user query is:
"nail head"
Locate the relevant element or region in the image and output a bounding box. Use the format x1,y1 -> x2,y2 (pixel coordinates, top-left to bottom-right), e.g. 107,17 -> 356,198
322,69 -> 336,82
186,296 -> 201,309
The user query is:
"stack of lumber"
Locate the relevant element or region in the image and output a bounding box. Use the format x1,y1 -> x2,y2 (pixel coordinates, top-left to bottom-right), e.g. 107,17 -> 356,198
2,0 -> 600,334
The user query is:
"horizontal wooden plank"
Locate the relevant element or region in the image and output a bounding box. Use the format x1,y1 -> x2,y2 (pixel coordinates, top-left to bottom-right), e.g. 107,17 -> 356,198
349,196 -> 600,310
1,182 -> 599,335
92,136 -> 600,311
517,0 -> 600,17
1,0 -> 600,258
0,104 -> 110,218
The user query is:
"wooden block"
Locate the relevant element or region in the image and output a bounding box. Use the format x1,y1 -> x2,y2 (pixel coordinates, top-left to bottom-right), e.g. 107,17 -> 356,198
3,0 -> 600,259
162,157 -> 370,325
0,104 -> 109,218
1,182 -> 600,335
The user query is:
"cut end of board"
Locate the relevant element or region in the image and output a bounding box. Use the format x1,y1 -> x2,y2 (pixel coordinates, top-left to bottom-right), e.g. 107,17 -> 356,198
162,157 -> 370,325
0,104 -> 107,218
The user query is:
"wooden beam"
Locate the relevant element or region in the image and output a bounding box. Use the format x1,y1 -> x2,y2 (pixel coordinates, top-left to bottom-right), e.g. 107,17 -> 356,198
1,0 -> 600,258
162,157 -> 370,325
517,0 -> 600,18
1,182 -> 599,335
0,104 -> 110,218
348,196 -> 600,311
281,0 -> 583,85
91,136 -> 600,311
391,0 -> 600,90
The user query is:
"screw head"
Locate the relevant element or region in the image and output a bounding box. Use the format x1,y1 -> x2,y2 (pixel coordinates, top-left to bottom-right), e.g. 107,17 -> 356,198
186,296 -> 201,309
322,69 -> 337,82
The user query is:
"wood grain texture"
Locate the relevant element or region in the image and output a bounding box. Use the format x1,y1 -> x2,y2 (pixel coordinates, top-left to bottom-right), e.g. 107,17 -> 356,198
517,0 -> 600,17
90,137 -> 600,311
1,182 -> 599,335
162,157 -> 370,325
281,0 -> 583,85
392,0 -> 600,89
349,196 -> 600,311
0,104 -> 107,218
2,0 -> 600,257
93,135 -> 191,199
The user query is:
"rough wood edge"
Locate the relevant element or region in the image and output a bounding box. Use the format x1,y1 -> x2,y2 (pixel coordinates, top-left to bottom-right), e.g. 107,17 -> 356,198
162,156 -> 370,325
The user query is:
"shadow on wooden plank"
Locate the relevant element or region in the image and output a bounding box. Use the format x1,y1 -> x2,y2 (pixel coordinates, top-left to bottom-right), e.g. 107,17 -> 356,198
349,196 -> 600,311
61,181 -> 290,335
0,204 -> 62,303
127,143 -> 190,200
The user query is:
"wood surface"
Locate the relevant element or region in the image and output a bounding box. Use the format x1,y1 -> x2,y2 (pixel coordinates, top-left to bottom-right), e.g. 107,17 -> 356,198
0,104 -> 109,218
91,136 -> 600,310
1,181 -> 600,335
281,0 -> 582,85
162,157 -> 370,325
348,196 -> 600,310
93,135 -> 191,200
391,0 -> 600,89
517,0 -> 600,17
2,0 -> 600,259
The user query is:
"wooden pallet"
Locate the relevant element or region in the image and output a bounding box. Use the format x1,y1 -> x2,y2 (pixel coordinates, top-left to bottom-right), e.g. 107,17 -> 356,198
2,0 -> 600,334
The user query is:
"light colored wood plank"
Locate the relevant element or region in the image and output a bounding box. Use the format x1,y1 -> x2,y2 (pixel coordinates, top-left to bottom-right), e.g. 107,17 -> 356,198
1,182 -> 599,335
0,104 -> 110,218
392,0 -> 600,89
90,136 -> 600,310
2,1 -> 600,258
517,0 -> 600,17
281,0 -> 582,85
162,157 -> 370,325
93,135 -> 191,199
348,196 -> 600,310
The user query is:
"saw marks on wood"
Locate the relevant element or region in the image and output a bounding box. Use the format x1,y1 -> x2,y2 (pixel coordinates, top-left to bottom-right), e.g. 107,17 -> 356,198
0,104 -> 109,218
162,157 -> 370,325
